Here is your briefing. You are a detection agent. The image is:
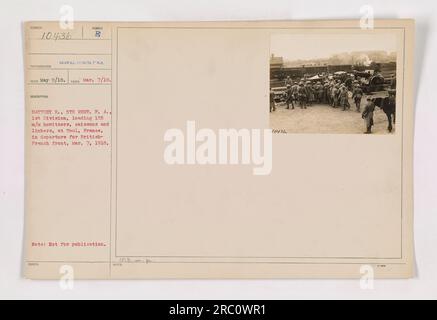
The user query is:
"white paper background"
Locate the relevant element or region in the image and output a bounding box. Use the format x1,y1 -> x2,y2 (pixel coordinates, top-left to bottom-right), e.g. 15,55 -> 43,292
0,0 -> 435,299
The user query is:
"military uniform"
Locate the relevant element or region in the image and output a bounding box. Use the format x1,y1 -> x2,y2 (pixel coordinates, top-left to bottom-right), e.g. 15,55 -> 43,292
286,85 -> 294,109
326,83 -> 332,105
305,83 -> 313,106
284,77 -> 293,87
291,83 -> 299,105
317,83 -> 324,103
331,86 -> 339,107
352,86 -> 363,112
298,84 -> 307,109
339,86 -> 350,111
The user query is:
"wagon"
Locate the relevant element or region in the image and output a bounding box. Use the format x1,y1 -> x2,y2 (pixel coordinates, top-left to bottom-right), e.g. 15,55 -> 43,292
271,86 -> 287,103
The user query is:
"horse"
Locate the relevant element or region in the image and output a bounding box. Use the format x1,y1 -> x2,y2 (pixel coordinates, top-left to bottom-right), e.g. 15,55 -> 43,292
372,96 -> 396,132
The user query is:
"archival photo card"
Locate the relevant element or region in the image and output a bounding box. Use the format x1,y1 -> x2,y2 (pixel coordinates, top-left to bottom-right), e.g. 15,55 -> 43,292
24,20 -> 414,279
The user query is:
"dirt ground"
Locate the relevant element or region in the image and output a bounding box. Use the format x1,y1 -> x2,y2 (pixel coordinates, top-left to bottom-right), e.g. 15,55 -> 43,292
269,96 -> 395,134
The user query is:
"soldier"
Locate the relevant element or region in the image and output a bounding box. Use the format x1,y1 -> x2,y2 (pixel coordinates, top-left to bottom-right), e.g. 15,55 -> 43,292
362,97 -> 375,134
339,85 -> 350,111
317,82 -> 325,103
285,84 -> 294,109
313,82 -> 320,102
322,82 -> 328,104
352,83 -> 363,112
305,81 -> 313,106
331,84 -> 339,108
270,88 -> 276,112
326,82 -> 333,105
284,76 -> 293,87
298,82 -> 307,109
291,82 -> 299,105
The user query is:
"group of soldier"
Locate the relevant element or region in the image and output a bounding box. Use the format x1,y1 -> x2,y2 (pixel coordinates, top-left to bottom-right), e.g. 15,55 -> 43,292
269,75 -> 386,134
270,75 -> 366,112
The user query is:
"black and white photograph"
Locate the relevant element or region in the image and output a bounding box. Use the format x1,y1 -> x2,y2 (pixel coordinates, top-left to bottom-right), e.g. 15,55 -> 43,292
270,33 -> 398,134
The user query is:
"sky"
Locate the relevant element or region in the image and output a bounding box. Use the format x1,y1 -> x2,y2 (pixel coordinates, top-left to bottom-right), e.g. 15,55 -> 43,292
270,33 -> 398,62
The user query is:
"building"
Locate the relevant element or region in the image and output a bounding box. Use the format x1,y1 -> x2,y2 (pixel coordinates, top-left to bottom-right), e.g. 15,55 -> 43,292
270,54 -> 284,71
